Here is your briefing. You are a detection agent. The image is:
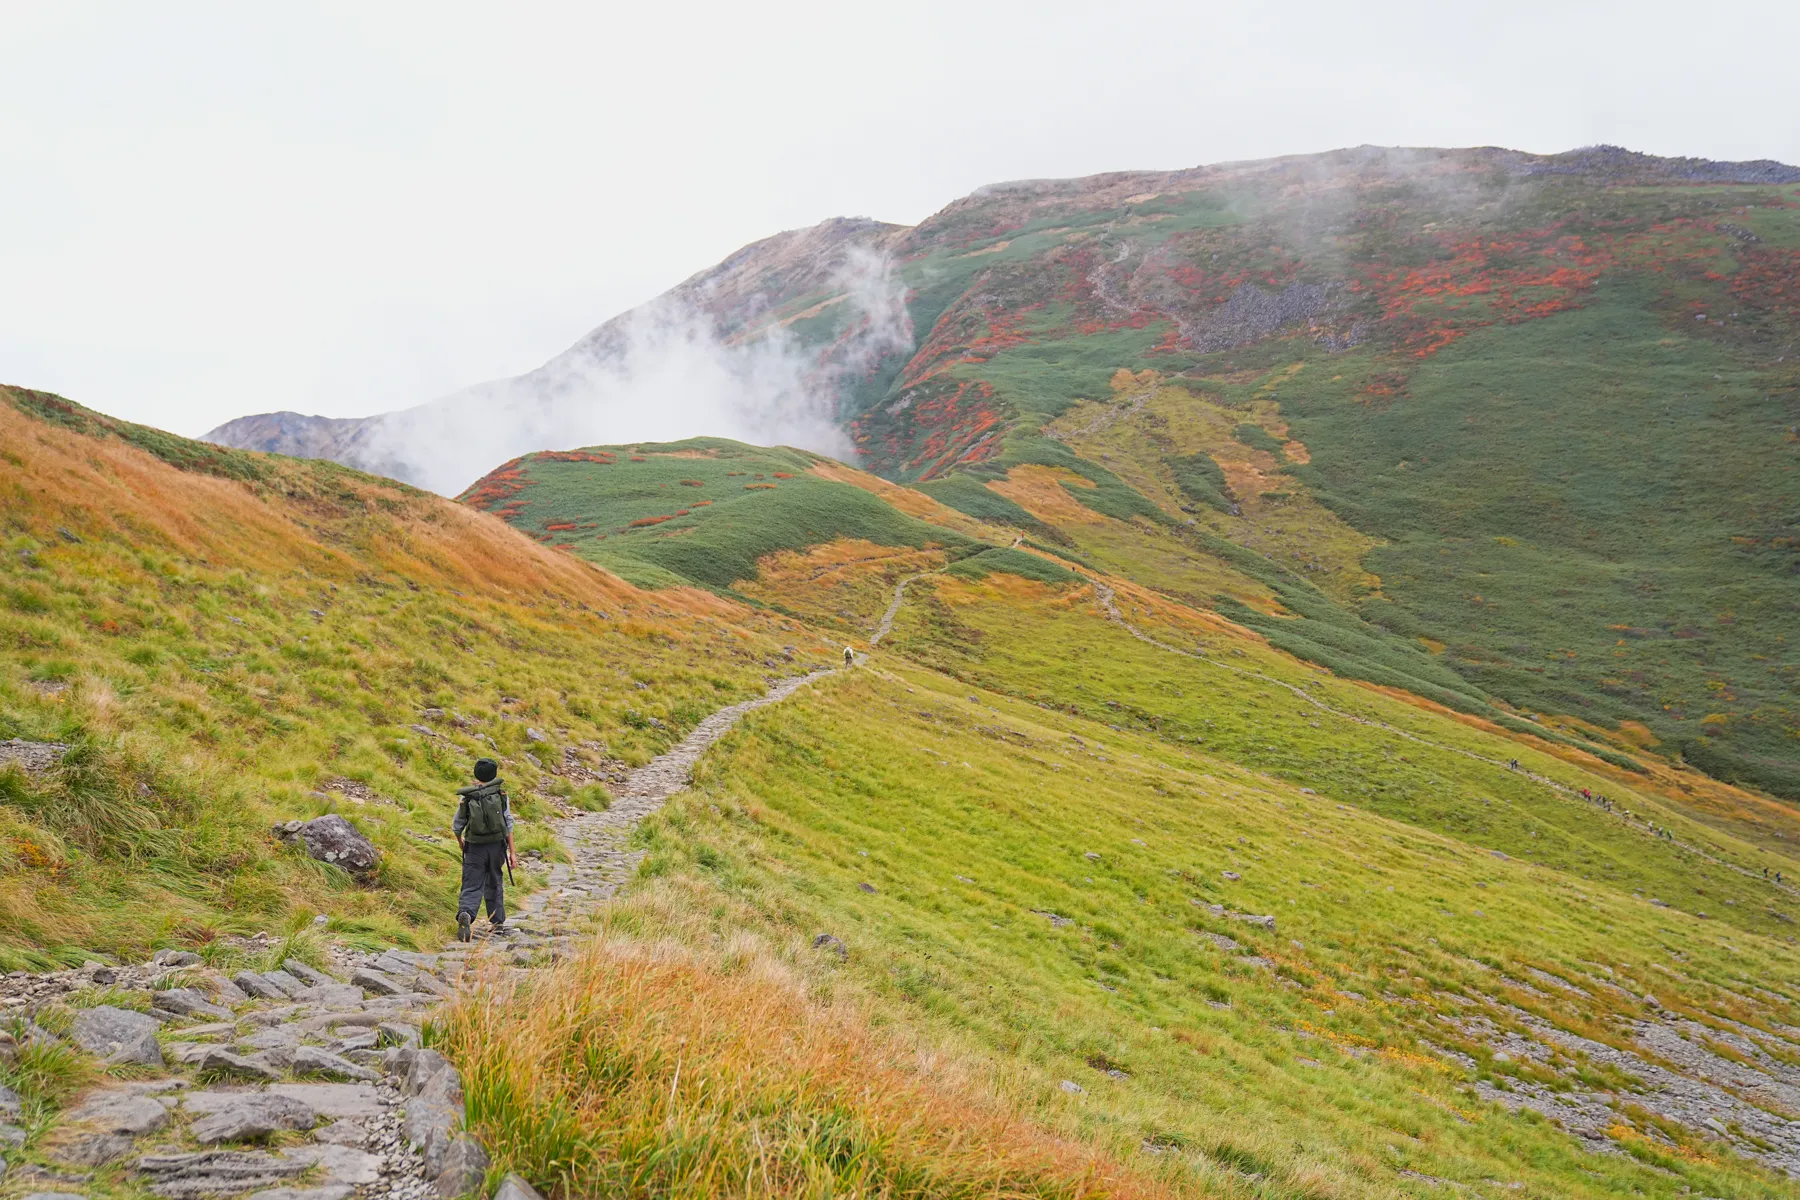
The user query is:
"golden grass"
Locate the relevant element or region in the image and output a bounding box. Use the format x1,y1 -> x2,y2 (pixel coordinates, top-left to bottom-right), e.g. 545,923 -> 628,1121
437,935 -> 1180,1199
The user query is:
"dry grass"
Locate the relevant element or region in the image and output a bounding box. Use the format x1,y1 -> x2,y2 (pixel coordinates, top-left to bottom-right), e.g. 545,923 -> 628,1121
437,935 -> 1180,1200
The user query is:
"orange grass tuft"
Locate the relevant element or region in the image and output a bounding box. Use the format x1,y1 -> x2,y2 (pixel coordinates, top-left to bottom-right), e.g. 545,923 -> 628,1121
437,937 -> 1178,1200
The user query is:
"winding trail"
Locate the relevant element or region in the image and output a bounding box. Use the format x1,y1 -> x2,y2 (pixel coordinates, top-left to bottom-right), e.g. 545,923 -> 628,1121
514,668 -> 836,937
869,571 -> 937,646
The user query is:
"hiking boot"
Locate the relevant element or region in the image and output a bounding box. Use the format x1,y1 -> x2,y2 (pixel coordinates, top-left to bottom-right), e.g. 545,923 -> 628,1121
456,911 -> 472,943
490,921 -> 512,937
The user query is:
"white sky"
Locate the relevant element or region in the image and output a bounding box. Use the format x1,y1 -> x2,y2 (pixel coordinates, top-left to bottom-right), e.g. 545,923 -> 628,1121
4,1 -> 1796,437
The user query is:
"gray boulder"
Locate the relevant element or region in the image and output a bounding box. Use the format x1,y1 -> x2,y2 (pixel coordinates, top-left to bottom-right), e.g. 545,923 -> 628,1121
54,1131 -> 135,1166
258,971 -> 307,999
295,983 -> 364,1008
134,1149 -> 312,1195
189,1094 -> 317,1143
273,816 -> 378,879
151,949 -> 203,967
0,1083 -> 19,1120
196,1049 -> 279,1081
291,1047 -> 378,1083
243,1188 -> 354,1200
282,960 -> 335,987
348,968 -> 403,997
232,972 -> 288,1001
431,1136 -> 489,1198
403,1097 -> 457,1150
494,1174 -> 547,1200
154,988 -> 235,1020
70,1006 -> 163,1066
67,1089 -> 170,1134
0,1123 -> 25,1148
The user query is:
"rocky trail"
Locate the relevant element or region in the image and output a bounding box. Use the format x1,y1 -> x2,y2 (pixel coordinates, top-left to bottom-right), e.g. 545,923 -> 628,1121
0,671 -> 835,1200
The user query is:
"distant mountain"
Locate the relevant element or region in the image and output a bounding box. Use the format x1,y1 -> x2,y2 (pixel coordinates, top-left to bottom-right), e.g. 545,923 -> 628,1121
212,144 -> 1800,799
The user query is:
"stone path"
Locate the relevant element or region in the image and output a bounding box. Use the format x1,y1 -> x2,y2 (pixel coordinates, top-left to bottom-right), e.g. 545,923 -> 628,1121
868,573 -> 935,648
0,671 -> 837,1200
517,668 -> 835,934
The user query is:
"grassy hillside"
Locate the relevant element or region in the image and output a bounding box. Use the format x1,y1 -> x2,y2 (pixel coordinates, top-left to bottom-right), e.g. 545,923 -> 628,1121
9,383 -> 1800,1196
0,388 -> 825,966
498,625 -> 1800,1198
844,168 -> 1800,801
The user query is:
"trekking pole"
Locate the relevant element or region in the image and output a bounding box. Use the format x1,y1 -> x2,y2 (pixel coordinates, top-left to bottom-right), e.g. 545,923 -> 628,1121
506,858 -> 515,887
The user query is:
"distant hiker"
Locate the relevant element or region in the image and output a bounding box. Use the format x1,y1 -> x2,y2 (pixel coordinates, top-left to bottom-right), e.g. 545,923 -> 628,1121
454,757 -> 517,942
843,646 -> 855,666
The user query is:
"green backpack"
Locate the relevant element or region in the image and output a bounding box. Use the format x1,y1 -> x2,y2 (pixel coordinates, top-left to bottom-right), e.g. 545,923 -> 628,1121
461,781 -> 508,844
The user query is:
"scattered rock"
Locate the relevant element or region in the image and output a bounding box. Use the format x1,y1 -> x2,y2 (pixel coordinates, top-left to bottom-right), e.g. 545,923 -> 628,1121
243,1188 -> 354,1200
494,1173 -> 548,1200
265,1084 -> 382,1120
281,960 -> 335,988
53,1131 -> 135,1166
271,816 -> 379,879
232,972 -> 288,1001
811,933 -> 848,960
196,1049 -> 279,1081
431,1136 -> 489,1198
66,1089 -> 170,1134
134,1149 -> 312,1197
348,968 -> 404,997
310,1120 -> 367,1146
70,1006 -> 163,1067
151,949 -> 203,968
0,740 -> 70,776
290,1046 -> 378,1083
1222,870 -> 1241,881
189,1094 -> 317,1143
376,1021 -> 420,1049
154,988 -> 235,1020
0,1123 -> 25,1148
0,1084 -> 19,1121
257,971 -> 308,999
1059,1080 -> 1086,1095
525,728 -> 548,743
294,984 -> 364,1008
856,882 -> 877,894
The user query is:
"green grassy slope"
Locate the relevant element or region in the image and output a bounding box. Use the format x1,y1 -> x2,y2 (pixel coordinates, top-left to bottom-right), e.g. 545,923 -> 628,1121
0,389 -> 821,967
824,163 -> 1800,801
617,648 -> 1800,1199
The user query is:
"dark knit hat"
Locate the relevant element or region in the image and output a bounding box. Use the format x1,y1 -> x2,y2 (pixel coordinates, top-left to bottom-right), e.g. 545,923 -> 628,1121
473,758 -> 499,783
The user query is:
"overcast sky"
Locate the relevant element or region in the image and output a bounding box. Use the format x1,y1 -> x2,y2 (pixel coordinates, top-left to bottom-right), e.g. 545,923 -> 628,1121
5,1 -> 1797,437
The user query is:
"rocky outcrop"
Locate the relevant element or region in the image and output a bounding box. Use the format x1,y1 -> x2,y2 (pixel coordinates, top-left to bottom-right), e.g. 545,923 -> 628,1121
273,815 -> 380,879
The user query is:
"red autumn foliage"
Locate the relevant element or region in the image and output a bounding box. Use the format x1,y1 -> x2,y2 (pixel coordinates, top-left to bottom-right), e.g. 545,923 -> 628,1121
628,515 -> 675,527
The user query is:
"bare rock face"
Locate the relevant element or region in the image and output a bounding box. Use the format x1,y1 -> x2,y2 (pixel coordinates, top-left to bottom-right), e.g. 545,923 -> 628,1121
272,816 -> 379,879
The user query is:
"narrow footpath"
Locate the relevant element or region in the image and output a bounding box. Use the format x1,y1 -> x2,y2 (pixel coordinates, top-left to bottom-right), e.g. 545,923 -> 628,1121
0,671 -> 836,1200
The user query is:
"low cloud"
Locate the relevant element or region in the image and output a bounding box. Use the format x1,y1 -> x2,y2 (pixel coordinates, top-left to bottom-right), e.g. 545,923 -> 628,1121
359,249 -> 912,496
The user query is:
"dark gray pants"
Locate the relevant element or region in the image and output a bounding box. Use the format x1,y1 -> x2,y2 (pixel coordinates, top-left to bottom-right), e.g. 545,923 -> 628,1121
458,840 -> 507,923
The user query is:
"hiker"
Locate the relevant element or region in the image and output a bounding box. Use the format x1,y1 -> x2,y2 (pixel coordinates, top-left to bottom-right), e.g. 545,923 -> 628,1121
843,646 -> 855,666
453,757 -> 518,942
